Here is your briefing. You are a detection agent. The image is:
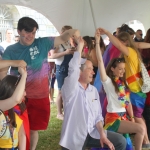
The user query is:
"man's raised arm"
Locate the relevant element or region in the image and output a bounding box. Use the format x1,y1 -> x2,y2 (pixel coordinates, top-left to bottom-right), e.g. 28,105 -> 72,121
54,29 -> 80,48
61,37 -> 84,100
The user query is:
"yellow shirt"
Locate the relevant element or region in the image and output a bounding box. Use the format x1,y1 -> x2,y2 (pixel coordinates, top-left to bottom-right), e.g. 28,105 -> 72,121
0,113 -> 22,148
124,47 -> 142,93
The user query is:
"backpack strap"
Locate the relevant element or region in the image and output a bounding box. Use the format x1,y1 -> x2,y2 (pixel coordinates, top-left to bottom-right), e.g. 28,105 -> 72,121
61,44 -> 66,51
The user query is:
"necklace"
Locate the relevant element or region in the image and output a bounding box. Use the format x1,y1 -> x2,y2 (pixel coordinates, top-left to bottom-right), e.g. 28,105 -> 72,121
114,77 -> 130,107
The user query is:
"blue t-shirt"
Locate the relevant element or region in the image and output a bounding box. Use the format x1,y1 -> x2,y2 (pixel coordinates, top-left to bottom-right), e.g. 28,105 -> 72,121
3,37 -> 55,99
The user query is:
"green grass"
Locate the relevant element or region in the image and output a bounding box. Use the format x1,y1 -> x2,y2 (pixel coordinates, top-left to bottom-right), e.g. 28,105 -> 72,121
37,103 -> 62,150
36,88 -> 150,150
36,89 -> 62,150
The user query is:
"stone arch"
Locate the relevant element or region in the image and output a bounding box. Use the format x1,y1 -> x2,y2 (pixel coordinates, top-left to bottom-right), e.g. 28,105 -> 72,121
0,5 -> 12,41
0,4 -> 59,43
0,5 -> 20,41
14,5 -> 59,37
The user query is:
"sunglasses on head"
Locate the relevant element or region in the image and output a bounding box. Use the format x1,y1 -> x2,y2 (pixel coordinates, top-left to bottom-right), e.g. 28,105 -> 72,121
112,58 -> 125,66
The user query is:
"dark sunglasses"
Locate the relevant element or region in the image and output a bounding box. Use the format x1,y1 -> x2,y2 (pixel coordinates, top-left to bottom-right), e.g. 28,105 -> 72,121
112,58 -> 125,66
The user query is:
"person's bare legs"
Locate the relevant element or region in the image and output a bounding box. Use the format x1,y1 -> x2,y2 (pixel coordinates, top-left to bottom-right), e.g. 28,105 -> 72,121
134,117 -> 150,144
50,88 -> 54,102
49,89 -> 52,102
117,120 -> 145,150
56,90 -> 63,120
49,87 -> 54,103
30,130 -> 39,150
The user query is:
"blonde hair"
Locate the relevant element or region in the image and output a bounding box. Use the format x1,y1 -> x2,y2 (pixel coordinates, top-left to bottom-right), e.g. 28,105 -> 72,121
61,25 -> 72,33
117,32 -> 142,61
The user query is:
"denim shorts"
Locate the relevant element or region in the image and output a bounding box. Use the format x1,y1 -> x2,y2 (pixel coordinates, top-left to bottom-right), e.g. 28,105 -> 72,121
56,65 -> 68,90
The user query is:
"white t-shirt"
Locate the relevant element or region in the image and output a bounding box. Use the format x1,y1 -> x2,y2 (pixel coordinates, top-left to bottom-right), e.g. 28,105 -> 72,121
0,41 -> 15,74
0,40 -> 15,50
55,42 -> 71,65
102,76 -> 126,113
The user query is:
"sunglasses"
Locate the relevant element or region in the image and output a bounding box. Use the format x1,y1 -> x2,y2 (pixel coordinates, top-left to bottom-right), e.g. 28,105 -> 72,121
112,58 -> 125,66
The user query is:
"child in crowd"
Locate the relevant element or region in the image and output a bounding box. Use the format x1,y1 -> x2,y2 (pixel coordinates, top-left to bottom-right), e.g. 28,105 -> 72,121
0,67 -> 27,150
0,60 -> 27,110
97,27 -> 150,148
95,29 -> 145,150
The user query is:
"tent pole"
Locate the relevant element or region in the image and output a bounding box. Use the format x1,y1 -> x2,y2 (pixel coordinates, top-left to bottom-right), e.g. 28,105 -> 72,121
89,0 -> 96,29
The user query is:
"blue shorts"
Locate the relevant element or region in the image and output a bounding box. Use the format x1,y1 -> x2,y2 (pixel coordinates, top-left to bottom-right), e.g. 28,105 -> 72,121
56,65 -> 68,90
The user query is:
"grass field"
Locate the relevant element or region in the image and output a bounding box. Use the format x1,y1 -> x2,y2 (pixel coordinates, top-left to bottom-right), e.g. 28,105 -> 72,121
36,87 -> 63,150
37,103 -> 62,150
36,88 -> 150,150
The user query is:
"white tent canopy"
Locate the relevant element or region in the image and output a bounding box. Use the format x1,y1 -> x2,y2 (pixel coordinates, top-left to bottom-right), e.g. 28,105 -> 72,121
0,0 -> 149,36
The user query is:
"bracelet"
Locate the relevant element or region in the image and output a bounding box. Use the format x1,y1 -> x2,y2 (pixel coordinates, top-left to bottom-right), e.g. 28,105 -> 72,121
130,116 -> 134,119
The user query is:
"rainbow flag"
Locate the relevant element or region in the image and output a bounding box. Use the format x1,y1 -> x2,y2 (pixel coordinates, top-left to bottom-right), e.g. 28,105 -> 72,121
104,112 -> 133,150
92,112 -> 133,150
14,105 -> 30,150
94,43 -> 121,117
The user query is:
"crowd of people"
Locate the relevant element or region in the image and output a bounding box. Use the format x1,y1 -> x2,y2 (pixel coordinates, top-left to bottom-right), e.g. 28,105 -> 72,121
0,16 -> 150,150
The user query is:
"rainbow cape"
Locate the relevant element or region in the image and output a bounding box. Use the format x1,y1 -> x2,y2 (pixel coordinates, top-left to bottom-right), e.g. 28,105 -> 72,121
14,105 -> 30,150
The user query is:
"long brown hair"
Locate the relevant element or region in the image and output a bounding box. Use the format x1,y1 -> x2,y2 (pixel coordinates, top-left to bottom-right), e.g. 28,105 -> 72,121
106,57 -> 128,93
0,75 -> 26,128
83,36 -> 94,53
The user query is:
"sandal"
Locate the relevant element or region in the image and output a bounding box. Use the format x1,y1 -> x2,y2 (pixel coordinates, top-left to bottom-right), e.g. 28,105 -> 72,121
50,100 -> 54,104
57,114 -> 64,120
142,143 -> 150,148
